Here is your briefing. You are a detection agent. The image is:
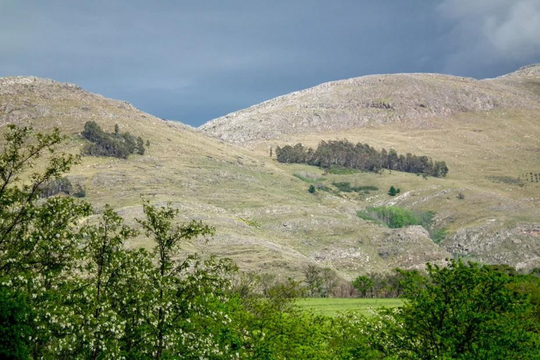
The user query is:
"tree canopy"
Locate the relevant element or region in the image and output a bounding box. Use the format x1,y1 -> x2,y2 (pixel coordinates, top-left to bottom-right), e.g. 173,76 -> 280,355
275,139 -> 449,177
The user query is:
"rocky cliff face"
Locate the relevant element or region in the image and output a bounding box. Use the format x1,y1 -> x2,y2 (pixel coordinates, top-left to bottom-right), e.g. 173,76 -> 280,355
199,65 -> 540,144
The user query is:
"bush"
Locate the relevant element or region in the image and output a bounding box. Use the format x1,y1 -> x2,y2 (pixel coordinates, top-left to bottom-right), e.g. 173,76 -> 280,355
39,177 -> 86,198
357,206 -> 435,229
333,182 -> 378,193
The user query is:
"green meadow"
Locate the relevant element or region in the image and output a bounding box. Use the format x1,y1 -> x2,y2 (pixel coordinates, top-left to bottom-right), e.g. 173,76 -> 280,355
297,298 -> 403,317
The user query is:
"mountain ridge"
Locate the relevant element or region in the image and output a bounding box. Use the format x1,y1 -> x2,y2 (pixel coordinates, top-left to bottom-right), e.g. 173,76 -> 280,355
199,65 -> 540,144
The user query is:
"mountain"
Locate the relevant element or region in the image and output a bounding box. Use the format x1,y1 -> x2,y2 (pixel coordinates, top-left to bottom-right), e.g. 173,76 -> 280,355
199,65 -> 540,271
1,66 -> 540,282
200,64 -> 540,143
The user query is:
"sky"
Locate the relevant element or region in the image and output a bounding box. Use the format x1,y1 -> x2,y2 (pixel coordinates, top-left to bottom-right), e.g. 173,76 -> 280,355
1,0 -> 540,127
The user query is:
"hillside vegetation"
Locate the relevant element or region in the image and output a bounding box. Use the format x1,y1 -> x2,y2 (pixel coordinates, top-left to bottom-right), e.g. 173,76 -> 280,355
201,65 -> 540,272
1,65 -> 540,280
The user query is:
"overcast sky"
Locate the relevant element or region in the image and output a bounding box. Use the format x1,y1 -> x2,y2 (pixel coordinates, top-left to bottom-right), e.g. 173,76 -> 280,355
1,0 -> 539,126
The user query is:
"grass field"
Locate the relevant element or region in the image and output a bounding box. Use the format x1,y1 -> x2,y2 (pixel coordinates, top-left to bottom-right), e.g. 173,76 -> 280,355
296,298 -> 403,317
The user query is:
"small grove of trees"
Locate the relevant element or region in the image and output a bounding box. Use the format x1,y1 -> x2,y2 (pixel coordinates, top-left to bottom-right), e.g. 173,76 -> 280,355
275,139 -> 449,177
352,269 -> 421,298
303,264 -> 339,297
82,121 -> 146,159
358,206 -> 433,229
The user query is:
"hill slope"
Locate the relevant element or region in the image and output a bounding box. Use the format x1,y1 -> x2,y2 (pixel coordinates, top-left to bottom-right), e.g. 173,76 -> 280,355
199,66 -> 540,271
0,76 -> 452,282
200,65 -> 540,143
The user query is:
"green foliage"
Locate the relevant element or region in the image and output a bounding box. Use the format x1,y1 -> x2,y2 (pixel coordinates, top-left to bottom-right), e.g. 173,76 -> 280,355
81,121 -> 146,159
333,181 -> 378,193
370,260 -> 540,360
388,185 -> 397,196
358,206 -> 446,243
351,269 -> 423,298
327,165 -> 360,175
429,227 -> 447,243
276,139 -> 449,177
0,126 -> 239,359
352,275 -> 374,297
136,136 -> 145,155
308,184 -> 316,193
293,172 -> 325,183
303,265 -> 338,298
0,287 -> 32,360
358,206 -> 433,229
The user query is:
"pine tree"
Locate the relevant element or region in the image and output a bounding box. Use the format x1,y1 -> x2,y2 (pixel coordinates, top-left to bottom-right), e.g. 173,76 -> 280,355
388,186 -> 397,196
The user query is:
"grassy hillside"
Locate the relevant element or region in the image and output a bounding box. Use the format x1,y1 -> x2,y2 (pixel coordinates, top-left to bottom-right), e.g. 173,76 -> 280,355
200,65 -> 540,271
2,67 -> 540,281
0,76 -> 449,281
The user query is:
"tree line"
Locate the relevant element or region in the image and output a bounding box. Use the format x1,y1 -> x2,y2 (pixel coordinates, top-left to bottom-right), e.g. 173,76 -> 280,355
275,139 -> 449,177
1,125 -> 539,359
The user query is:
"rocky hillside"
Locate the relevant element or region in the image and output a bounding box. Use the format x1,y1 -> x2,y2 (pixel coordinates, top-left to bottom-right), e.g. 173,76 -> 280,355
0,76 -> 455,281
200,65 -> 540,143
199,65 -> 540,272
1,70 -> 539,279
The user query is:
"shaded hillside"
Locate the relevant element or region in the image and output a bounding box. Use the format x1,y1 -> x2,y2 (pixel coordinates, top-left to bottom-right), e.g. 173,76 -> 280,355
200,65 -> 540,143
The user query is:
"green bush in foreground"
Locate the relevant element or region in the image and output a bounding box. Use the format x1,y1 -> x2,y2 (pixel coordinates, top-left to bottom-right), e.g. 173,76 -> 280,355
370,260 -> 540,360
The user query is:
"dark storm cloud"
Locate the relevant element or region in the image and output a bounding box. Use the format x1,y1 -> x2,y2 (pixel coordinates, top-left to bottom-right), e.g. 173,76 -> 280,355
1,1 -> 539,126
437,0 -> 540,78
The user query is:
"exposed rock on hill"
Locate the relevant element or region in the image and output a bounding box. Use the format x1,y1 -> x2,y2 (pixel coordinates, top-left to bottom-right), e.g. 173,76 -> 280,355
0,75 -> 459,279
200,65 -> 540,144
2,71 -> 540,277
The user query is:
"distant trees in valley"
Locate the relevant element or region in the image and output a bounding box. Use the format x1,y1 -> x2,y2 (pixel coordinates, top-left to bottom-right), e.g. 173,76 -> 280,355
275,139 -> 449,177
82,121 -> 146,159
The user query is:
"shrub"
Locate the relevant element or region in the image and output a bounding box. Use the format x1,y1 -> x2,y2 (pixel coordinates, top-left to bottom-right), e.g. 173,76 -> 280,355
333,182 -> 378,193
357,206 -> 435,229
39,177 -> 86,198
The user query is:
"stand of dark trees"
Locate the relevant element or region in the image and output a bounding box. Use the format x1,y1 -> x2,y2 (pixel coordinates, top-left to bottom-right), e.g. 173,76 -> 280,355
352,270 -> 422,298
275,140 -> 449,177
39,177 -> 86,198
82,121 -> 145,159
